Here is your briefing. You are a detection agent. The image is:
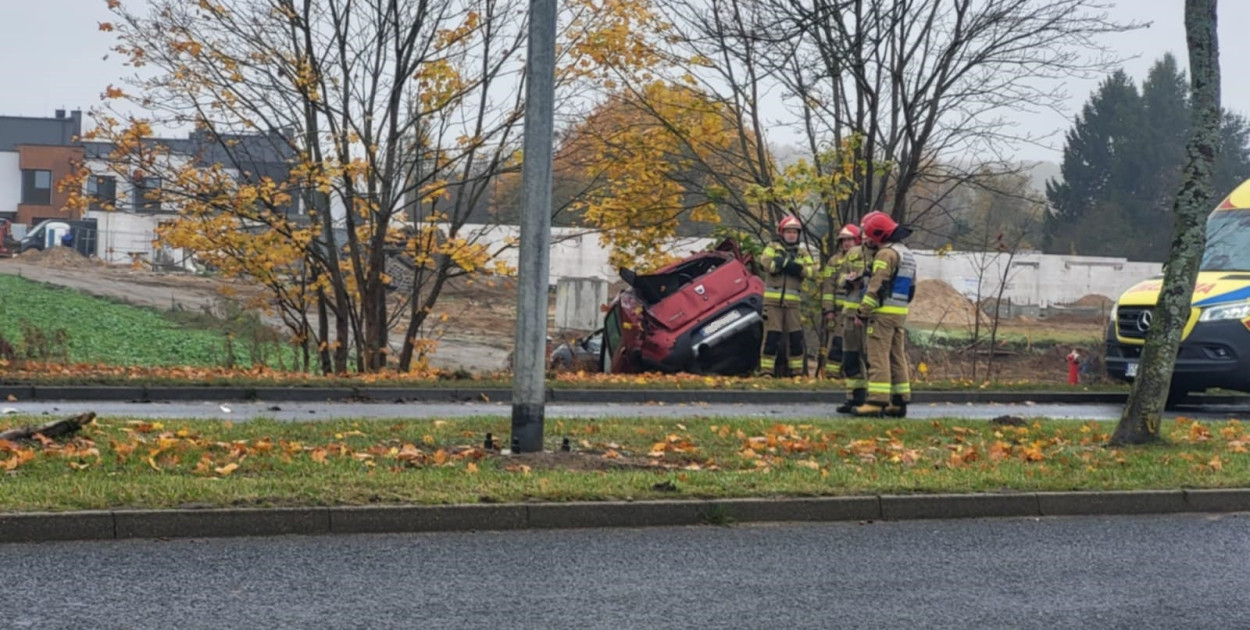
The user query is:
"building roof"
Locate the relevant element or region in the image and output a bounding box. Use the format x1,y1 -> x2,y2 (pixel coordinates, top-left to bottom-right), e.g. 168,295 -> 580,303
0,111 -> 82,151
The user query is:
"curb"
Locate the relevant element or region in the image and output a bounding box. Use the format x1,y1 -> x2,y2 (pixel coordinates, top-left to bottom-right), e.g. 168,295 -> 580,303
3,489 -> 1248,544
4,384 -> 1221,406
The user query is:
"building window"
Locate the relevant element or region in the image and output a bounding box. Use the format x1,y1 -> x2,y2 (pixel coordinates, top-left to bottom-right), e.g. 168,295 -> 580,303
87,176 -> 117,211
133,176 -> 162,212
21,169 -> 52,205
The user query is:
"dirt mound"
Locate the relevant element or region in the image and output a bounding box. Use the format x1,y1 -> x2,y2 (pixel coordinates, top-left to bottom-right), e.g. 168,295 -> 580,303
909,279 -> 982,327
13,247 -> 99,270
1071,294 -> 1114,309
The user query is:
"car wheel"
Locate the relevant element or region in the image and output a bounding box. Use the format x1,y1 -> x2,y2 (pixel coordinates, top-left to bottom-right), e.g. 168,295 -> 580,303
1164,387 -> 1190,411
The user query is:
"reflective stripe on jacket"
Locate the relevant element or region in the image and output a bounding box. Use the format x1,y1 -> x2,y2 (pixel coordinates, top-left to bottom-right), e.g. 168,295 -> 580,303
761,240 -> 816,308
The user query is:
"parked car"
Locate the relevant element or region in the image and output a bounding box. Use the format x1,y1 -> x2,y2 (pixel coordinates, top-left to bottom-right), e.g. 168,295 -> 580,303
600,239 -> 764,375
18,218 -> 98,257
550,329 -> 603,372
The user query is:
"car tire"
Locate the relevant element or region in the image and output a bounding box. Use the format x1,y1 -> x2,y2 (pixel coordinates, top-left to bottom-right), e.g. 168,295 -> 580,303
1164,387 -> 1190,411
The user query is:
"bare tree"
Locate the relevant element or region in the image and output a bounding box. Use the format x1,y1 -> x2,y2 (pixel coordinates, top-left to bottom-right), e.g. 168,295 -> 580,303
1112,0 -> 1220,445
753,0 -> 1130,228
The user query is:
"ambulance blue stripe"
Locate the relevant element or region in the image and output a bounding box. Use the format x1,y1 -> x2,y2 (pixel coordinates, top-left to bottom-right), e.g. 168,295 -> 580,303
1194,285 -> 1250,307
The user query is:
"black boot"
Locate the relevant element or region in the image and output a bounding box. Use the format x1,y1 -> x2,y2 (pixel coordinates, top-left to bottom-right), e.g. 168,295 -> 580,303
884,394 -> 908,418
837,388 -> 866,415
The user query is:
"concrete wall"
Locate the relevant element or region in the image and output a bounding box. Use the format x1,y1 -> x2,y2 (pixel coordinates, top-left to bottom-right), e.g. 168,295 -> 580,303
86,210 -> 193,270
914,250 -> 1162,306
555,277 -> 609,331
0,151 -> 18,218
455,224 -> 1161,305
458,223 -> 714,285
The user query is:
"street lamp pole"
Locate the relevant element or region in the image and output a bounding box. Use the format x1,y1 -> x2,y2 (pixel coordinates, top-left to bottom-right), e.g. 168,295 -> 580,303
511,0 -> 557,453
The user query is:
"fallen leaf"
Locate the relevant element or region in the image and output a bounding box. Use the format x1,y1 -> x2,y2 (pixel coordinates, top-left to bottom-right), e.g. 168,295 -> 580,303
215,462 -> 240,476
466,462 -> 479,474
5,394 -> 15,402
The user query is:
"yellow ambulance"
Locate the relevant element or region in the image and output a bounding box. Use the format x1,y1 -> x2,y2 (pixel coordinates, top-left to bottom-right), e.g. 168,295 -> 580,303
1105,179 -> 1250,404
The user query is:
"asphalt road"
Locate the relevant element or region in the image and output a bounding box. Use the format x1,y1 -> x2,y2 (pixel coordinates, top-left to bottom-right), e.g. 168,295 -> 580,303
4,399 -> 1249,421
2,513 -> 1247,629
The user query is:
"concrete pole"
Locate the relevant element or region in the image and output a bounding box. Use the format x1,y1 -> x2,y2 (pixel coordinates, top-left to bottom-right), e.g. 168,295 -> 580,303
511,0 -> 556,453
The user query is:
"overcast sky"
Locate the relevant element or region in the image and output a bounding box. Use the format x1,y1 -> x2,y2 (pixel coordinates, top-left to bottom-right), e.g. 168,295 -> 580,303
1,0 -> 1247,164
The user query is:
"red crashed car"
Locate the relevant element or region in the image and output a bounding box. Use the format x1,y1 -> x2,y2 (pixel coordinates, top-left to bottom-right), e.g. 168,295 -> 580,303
600,240 -> 765,375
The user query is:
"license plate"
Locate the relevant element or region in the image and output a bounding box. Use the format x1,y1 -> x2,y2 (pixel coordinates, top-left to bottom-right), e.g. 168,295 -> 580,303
1125,361 -> 1138,378
699,310 -> 742,338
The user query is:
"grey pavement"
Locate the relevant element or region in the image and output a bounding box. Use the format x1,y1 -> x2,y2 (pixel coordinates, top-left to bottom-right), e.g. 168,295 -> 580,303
4,399 -> 1249,421
1,513 -> 1247,629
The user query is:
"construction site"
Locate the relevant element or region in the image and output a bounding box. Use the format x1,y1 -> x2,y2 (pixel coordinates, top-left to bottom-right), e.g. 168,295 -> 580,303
0,245 -> 1120,385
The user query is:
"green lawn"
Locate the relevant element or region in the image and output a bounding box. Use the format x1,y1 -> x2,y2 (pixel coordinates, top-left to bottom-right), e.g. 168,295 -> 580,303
0,275 -> 284,368
0,414 -> 1243,512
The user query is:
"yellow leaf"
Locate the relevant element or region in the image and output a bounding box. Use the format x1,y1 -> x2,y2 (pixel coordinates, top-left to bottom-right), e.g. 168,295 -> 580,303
215,462 -> 240,476
466,462 -> 479,474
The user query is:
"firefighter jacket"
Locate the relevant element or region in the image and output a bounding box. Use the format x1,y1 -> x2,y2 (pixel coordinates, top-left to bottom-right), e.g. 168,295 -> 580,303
761,240 -> 817,308
857,242 -> 917,319
822,245 -> 867,314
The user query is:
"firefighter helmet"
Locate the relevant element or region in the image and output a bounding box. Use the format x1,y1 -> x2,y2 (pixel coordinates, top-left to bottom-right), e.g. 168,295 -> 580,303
859,211 -> 898,246
837,224 -> 862,245
777,215 -> 802,244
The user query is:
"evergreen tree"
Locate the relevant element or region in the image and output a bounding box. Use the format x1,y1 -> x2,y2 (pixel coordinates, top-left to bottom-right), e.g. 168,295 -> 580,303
1046,55 -> 1250,261
1044,71 -> 1142,254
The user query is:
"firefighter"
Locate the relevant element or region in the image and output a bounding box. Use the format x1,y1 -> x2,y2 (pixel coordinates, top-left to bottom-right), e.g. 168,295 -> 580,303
821,224 -> 863,379
759,215 -> 817,377
834,227 -> 871,413
853,210 -> 916,417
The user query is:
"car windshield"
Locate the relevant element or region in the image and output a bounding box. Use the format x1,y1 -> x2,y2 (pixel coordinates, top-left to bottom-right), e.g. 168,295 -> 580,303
1202,209 -> 1250,271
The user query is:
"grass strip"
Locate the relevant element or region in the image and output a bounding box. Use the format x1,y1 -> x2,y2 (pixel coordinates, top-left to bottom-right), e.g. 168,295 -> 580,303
3,415 -> 1245,512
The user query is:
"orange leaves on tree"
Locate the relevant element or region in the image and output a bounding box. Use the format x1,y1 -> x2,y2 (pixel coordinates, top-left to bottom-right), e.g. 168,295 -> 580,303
564,81 -> 746,272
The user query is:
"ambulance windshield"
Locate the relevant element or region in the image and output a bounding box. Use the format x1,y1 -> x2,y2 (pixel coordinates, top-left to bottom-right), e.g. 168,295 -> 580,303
1203,209 -> 1250,271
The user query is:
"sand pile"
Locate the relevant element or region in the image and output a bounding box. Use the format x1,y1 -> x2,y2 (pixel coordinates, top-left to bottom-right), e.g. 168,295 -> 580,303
13,247 -> 98,270
1071,294 -> 1114,309
909,279 -> 983,327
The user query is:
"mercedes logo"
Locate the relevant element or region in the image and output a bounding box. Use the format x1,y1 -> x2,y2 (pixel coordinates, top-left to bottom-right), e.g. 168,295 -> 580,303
1137,310 -> 1153,333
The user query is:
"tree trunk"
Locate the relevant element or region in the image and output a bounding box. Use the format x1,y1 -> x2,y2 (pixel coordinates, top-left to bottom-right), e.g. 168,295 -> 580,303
1112,0 -> 1220,445
0,413 -> 96,442
316,288 -> 332,375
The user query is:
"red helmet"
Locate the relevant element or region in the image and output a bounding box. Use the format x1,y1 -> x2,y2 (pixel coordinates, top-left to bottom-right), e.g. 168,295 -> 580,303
837,224 -> 862,245
859,211 -> 898,246
777,215 -> 802,235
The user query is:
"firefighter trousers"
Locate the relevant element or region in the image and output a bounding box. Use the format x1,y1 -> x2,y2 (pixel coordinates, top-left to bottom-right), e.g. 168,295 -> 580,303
761,304 -> 805,376
825,309 -> 844,377
864,312 -> 911,405
839,310 -> 867,395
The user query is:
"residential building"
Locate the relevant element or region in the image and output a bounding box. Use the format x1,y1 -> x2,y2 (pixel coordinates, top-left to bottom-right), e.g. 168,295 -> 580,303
0,109 -> 84,226
0,109 -> 297,265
